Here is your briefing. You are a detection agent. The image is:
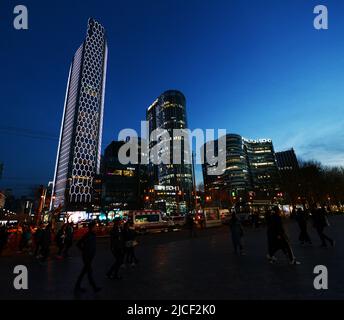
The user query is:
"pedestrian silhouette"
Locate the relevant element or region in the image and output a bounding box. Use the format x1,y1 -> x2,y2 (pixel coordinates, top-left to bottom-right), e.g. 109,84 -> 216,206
229,212 -> 245,255
295,208 -> 312,245
56,224 -> 66,259
106,218 -> 125,280
63,222 -> 74,257
312,205 -> 335,248
75,221 -> 101,293
0,225 -> 8,256
34,222 -> 44,258
266,207 -> 300,265
186,213 -> 196,237
123,222 -> 139,266
40,223 -> 52,263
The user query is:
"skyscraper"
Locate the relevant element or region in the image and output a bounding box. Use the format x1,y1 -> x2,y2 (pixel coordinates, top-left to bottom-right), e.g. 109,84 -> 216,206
51,18 -> 108,212
101,139 -> 148,211
202,134 -> 280,202
244,138 -> 280,198
202,134 -> 251,200
146,90 -> 193,214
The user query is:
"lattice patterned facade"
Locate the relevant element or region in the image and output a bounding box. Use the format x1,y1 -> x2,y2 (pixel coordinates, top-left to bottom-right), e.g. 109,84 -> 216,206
51,18 -> 107,211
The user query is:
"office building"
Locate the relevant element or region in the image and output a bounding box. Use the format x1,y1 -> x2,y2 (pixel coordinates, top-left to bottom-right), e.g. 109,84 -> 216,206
146,90 -> 193,214
101,139 -> 148,211
244,138 -> 280,199
51,18 -> 108,212
275,148 -> 299,171
202,134 -> 280,202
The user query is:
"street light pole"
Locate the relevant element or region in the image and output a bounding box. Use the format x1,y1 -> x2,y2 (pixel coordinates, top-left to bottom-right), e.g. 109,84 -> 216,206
192,152 -> 197,211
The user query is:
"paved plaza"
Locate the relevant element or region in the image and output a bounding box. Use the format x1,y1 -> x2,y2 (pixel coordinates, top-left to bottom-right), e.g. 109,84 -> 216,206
1,216 -> 343,300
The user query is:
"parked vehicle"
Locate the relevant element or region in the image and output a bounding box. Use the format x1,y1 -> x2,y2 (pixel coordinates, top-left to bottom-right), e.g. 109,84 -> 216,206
196,208 -> 222,228
130,210 -> 172,234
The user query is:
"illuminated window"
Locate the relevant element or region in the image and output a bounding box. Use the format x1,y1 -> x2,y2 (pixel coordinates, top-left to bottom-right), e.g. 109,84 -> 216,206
123,170 -> 134,177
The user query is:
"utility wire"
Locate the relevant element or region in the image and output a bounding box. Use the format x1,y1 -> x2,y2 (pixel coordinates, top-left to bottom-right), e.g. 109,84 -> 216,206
0,126 -> 59,141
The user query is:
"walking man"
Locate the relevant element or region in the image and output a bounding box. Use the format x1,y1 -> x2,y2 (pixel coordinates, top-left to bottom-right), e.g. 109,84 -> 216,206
34,223 -> 44,258
123,222 -> 139,266
40,223 -> 52,263
229,212 -> 245,255
186,213 -> 196,238
63,222 -> 74,257
56,224 -> 66,259
106,218 -> 125,280
312,205 -> 335,248
0,225 -> 8,256
75,221 -> 101,293
266,207 -> 300,265
295,208 -> 312,245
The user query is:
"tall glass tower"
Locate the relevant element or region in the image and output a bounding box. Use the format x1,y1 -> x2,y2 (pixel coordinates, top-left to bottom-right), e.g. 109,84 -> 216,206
146,90 -> 193,214
51,18 -> 108,212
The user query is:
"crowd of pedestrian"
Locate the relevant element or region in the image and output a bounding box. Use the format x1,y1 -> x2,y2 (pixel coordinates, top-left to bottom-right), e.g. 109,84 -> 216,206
0,225 -> 9,256
228,204 -> 336,265
74,218 -> 139,294
105,219 -> 139,281
0,203 -> 338,295
0,221 -> 73,264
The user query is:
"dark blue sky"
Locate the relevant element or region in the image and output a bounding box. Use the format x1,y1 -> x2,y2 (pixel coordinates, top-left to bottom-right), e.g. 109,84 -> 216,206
1,0 -> 343,196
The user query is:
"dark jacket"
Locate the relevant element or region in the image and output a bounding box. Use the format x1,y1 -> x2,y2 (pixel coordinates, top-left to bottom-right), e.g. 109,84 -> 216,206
77,231 -> 97,260
229,217 -> 243,239
123,227 -> 136,242
34,228 -> 44,244
295,210 -> 307,228
267,214 -> 286,240
0,227 -> 8,244
186,215 -> 194,228
110,226 -> 125,252
65,225 -> 74,243
312,208 -> 329,228
42,227 -> 52,247
56,228 -> 65,246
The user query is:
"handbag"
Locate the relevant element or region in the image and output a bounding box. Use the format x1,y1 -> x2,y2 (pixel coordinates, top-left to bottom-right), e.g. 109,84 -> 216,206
126,240 -> 138,248
125,240 -> 133,248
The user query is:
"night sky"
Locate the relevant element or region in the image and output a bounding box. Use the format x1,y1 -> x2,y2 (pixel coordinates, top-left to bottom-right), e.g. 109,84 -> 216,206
1,0 -> 343,196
